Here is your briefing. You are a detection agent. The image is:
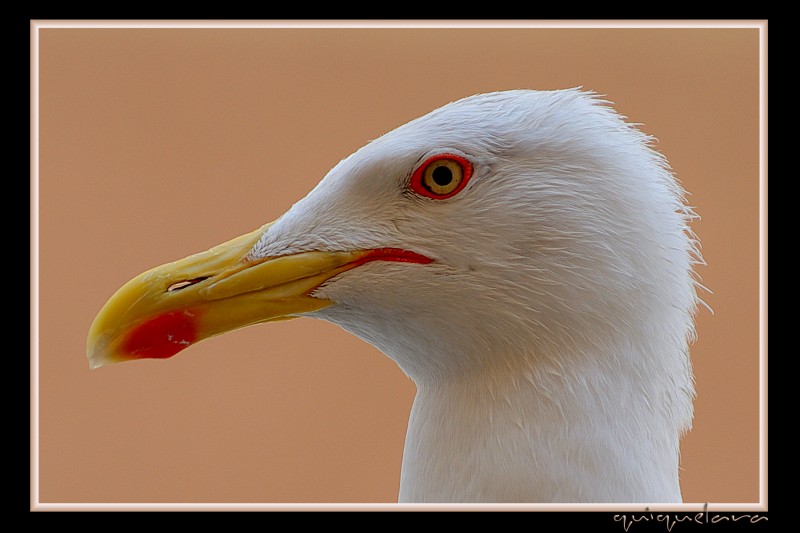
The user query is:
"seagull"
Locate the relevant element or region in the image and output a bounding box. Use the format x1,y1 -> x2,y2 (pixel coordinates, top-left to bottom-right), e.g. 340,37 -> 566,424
86,88 -> 701,503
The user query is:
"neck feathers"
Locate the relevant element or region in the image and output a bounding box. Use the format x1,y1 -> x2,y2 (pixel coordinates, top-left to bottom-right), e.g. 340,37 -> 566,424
399,339 -> 690,503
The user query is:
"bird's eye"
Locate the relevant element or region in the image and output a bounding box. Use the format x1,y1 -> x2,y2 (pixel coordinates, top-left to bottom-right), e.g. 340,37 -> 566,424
410,154 -> 473,199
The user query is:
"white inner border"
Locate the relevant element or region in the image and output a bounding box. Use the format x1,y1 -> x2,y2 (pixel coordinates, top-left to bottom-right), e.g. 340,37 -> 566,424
30,19 -> 768,513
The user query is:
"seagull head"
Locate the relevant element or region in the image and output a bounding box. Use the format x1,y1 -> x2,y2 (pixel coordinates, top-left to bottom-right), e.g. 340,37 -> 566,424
88,87 -> 699,389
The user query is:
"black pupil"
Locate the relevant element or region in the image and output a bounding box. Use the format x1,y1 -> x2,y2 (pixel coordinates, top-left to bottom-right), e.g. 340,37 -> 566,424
431,165 -> 454,187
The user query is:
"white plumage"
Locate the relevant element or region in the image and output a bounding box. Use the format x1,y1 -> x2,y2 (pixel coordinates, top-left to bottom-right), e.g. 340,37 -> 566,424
90,88 -> 702,503
249,89 -> 701,502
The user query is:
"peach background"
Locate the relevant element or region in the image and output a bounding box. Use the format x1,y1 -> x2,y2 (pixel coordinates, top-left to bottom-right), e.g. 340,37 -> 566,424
35,25 -> 762,504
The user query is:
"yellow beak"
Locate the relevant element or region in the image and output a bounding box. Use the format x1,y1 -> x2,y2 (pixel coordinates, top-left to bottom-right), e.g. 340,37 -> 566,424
86,221 -> 432,369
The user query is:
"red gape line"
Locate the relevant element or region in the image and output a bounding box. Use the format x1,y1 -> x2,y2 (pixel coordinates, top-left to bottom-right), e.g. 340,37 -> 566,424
348,248 -> 434,268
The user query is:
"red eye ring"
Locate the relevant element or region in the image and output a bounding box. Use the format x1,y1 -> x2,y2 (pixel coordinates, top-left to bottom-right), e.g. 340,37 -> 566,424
409,153 -> 474,199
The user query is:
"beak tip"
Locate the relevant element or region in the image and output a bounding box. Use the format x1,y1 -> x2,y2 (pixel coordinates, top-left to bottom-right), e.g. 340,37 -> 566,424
86,347 -> 107,370
87,349 -> 107,369
86,330 -> 117,369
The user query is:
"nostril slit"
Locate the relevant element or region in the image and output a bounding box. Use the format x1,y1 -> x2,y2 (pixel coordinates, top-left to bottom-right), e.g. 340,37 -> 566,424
167,277 -> 210,292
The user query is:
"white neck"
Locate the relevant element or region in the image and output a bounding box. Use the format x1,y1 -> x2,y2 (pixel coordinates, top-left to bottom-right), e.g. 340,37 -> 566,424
398,344 -> 686,503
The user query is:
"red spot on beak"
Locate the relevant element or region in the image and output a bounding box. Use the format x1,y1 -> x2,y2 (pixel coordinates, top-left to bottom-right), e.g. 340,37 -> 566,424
121,310 -> 200,360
